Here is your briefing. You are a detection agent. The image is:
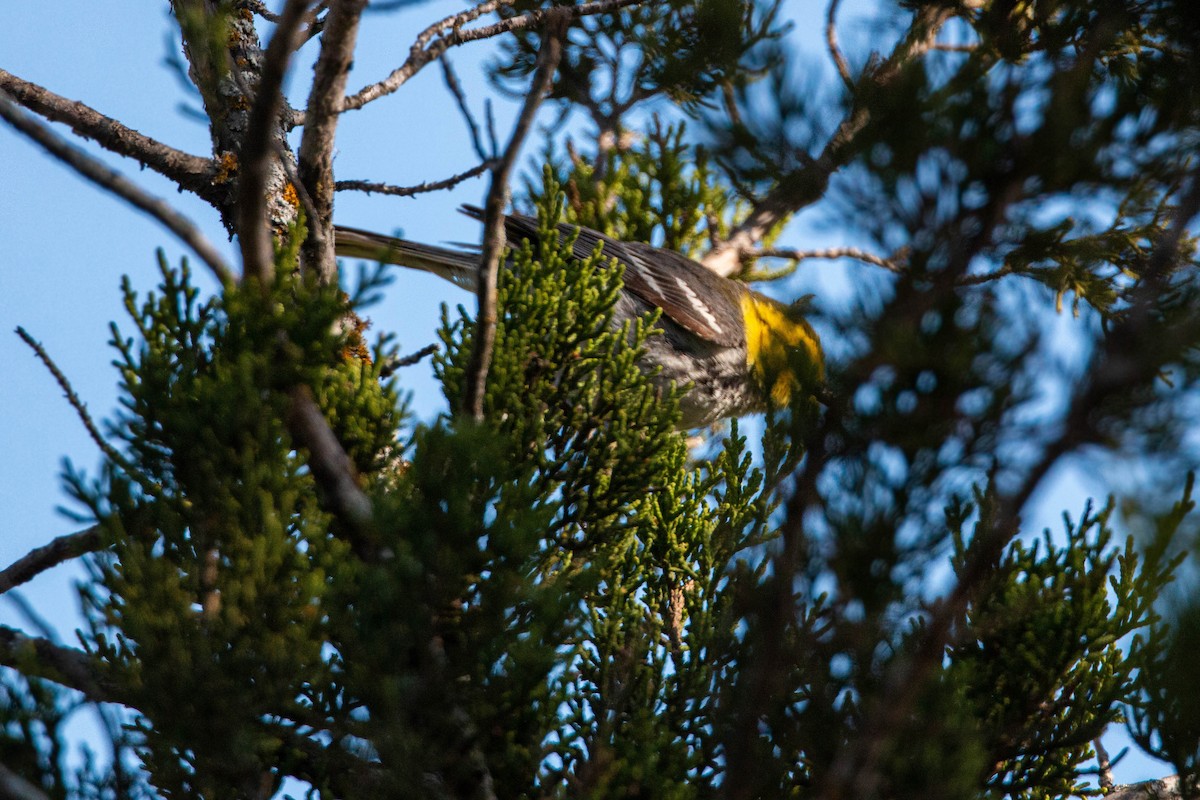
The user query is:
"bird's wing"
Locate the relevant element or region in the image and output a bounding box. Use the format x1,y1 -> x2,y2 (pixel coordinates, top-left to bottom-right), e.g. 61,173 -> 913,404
462,207 -> 746,347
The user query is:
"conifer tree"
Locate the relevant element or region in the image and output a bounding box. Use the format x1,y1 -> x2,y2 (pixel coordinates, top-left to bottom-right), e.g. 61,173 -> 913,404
2,2 -> 1199,799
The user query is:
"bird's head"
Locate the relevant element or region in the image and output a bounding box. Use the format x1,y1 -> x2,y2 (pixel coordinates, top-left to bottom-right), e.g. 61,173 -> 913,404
741,292 -> 824,414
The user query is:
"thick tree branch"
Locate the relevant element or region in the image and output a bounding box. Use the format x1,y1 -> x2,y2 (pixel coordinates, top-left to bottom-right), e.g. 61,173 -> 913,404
338,0 -> 641,116
703,4 -> 956,277
298,0 -> 368,283
462,9 -> 567,422
0,68 -> 218,200
755,245 -> 903,274
285,385 -> 374,533
335,160 -> 495,197
237,0 -> 313,284
0,625 -> 112,704
0,527 -> 102,596
0,90 -> 234,287
0,764 -> 53,800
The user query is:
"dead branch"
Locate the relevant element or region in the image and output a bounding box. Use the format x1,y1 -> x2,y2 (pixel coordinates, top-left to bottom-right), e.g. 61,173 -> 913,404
298,0 -> 368,283
0,68 -> 218,200
0,527 -> 102,596
339,0 -> 642,115
0,90 -> 234,287
463,9 -> 568,422
335,161 -> 495,197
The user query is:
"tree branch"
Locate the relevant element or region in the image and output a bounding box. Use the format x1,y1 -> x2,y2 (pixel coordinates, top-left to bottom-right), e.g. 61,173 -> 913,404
297,0 -> 368,283
14,328 -> 132,472
237,0 -> 313,285
703,4 -> 956,277
755,245 -> 903,274
462,9 -> 567,422
335,160 -> 495,197
0,90 -> 234,287
0,625 -> 111,704
285,385 -> 374,534
0,763 -> 53,800
339,0 -> 642,115
0,527 -> 102,596
815,163 -> 1200,800
0,68 -> 218,200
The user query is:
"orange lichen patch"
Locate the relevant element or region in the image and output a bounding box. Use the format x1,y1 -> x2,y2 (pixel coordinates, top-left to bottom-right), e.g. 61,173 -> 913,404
340,309 -> 373,363
229,93 -> 251,111
282,181 -> 301,211
214,151 -> 239,184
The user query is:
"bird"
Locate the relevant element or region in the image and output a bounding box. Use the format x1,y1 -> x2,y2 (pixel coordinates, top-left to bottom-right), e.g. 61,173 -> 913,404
334,208 -> 824,429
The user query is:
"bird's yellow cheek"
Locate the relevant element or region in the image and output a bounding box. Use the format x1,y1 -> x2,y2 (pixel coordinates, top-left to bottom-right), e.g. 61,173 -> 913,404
742,294 -> 822,411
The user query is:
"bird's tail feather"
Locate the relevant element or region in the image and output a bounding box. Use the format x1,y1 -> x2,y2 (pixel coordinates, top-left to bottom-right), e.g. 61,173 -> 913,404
334,225 -> 479,291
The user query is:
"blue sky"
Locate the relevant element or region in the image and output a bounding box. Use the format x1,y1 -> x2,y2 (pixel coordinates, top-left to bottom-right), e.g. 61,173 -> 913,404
0,0 -> 1172,788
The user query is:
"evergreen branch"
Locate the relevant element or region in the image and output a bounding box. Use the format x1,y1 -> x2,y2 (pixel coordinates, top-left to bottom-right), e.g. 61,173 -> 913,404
297,0 -> 367,282
0,91 -> 234,287
0,763 -> 53,800
0,626 -> 112,705
703,4 -> 957,277
14,328 -> 132,474
464,8 -> 568,421
0,69 -> 219,200
335,160 -> 495,198
237,0 -> 313,285
0,527 -> 102,596
339,0 -> 643,115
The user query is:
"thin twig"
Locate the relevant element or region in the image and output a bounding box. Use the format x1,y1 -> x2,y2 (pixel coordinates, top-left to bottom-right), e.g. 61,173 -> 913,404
441,56 -> 490,162
1,530 -> 96,604
298,0 -> 368,283
380,343 -> 439,378
335,161 -> 495,197
14,329 -> 129,469
0,91 -> 234,287
826,0 -> 853,90
463,9 -> 568,422
757,246 -> 903,273
237,0 -> 313,285
0,69 -> 218,199
340,0 -> 642,114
